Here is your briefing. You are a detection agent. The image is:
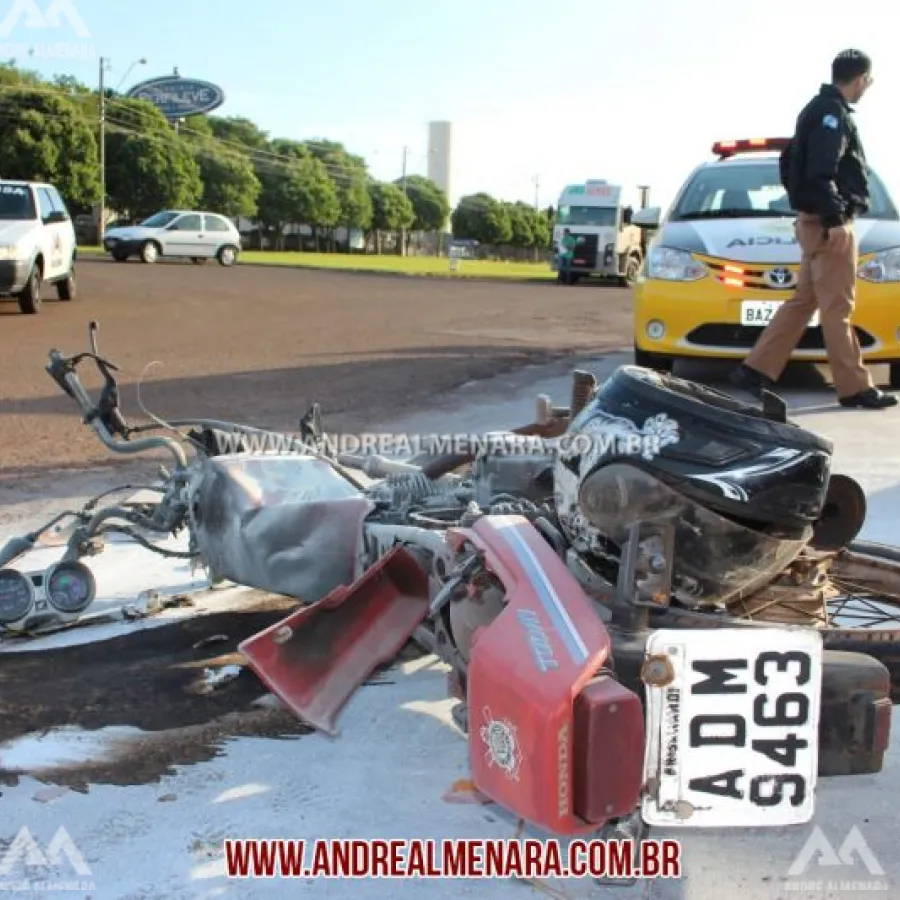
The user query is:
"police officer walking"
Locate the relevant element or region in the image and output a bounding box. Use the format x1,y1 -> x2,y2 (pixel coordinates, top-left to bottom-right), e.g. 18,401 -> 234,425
731,50 -> 897,409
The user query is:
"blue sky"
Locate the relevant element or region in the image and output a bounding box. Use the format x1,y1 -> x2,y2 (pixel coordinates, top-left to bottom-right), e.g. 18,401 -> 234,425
3,0 -> 899,213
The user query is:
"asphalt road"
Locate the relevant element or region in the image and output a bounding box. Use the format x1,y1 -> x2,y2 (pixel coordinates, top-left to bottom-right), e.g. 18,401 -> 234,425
0,257 -> 631,488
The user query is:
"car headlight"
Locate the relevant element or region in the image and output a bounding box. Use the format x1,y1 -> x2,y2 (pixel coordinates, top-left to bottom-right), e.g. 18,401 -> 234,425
647,246 -> 708,281
858,248 -> 900,283
0,244 -> 24,261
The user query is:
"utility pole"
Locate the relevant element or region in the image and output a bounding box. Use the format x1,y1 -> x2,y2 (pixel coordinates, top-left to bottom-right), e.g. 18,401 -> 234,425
398,145 -> 408,257
533,174 -> 540,210
98,57 -> 108,244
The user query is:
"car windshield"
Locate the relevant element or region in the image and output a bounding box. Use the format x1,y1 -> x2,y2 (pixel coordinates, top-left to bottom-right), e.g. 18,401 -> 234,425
140,211 -> 180,228
0,184 -> 36,220
670,160 -> 899,221
556,205 -> 618,227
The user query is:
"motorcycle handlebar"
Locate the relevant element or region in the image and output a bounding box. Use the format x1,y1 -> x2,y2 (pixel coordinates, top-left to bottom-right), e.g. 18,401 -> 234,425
47,349 -> 188,469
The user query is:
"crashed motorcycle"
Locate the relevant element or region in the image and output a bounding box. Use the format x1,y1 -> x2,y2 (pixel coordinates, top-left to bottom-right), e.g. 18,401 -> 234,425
0,323 -> 896,848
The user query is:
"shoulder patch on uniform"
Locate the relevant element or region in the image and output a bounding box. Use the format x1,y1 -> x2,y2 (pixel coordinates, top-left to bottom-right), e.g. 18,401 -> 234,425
822,113 -> 839,129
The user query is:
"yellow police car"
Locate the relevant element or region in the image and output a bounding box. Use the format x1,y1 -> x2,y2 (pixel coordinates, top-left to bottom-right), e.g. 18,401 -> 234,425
631,137 -> 900,387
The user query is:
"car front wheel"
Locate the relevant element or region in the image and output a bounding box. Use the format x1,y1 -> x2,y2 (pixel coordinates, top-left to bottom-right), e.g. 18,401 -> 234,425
140,241 -> 160,264
57,265 -> 76,300
17,265 -> 42,314
217,245 -> 238,267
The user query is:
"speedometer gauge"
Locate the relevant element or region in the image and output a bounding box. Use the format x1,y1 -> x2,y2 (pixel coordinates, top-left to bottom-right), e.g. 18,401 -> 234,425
45,561 -> 96,614
0,568 -> 35,624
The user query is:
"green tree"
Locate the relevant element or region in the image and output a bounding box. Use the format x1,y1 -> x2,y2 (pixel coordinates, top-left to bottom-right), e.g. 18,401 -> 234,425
504,201 -> 535,248
0,62 -> 43,87
198,150 -> 261,218
367,182 -> 414,253
529,205 -> 552,251
404,175 -> 451,231
254,140 -> 310,249
291,155 -> 341,247
451,193 -> 512,247
180,114 -> 261,218
393,174 -> 450,252
0,86 -> 99,209
303,139 -> 371,249
104,98 -> 202,219
207,116 -> 270,151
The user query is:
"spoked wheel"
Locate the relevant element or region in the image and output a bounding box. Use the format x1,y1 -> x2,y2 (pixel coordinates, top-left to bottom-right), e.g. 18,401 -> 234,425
646,541 -> 900,700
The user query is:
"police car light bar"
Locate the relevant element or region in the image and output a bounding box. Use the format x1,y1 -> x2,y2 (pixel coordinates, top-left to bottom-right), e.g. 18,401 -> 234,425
713,138 -> 791,158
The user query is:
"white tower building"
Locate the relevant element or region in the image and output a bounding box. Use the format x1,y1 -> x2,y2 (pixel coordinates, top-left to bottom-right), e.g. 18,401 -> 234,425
427,121 -> 453,231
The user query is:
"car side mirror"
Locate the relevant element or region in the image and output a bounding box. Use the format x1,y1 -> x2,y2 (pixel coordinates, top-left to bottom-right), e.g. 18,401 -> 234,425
43,210 -> 68,224
631,206 -> 661,228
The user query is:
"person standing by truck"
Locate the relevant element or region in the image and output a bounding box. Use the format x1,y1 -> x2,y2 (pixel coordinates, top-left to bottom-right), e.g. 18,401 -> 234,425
557,228 -> 578,283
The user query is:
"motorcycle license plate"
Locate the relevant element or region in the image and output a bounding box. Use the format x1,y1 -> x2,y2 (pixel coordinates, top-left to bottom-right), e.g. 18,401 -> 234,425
641,628 -> 822,827
740,300 -> 820,327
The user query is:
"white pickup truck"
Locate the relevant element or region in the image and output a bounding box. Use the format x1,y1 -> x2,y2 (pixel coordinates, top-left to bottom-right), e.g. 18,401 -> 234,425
0,180 -> 78,314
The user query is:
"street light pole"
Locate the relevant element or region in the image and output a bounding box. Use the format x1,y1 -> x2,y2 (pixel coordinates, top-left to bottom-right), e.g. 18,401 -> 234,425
98,56 -> 107,244
399,145 -> 408,257
98,57 -> 146,243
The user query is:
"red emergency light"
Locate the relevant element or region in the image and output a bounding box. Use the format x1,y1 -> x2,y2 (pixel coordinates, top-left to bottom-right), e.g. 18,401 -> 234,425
712,138 -> 790,158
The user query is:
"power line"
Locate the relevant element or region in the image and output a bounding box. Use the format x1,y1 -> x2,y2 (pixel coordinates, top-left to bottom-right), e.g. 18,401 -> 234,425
0,87 -> 552,218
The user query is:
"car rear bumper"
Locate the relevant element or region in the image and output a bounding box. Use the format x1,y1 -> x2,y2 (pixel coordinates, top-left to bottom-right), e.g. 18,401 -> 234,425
0,260 -> 30,294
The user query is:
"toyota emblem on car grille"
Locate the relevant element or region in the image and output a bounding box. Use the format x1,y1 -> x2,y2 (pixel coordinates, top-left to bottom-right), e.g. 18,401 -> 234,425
766,267 -> 795,288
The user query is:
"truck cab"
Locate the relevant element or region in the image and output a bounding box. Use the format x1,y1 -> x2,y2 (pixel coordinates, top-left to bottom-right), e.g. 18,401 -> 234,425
552,181 -> 644,286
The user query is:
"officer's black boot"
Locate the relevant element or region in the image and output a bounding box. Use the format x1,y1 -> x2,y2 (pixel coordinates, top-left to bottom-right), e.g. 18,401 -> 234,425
839,388 -> 898,409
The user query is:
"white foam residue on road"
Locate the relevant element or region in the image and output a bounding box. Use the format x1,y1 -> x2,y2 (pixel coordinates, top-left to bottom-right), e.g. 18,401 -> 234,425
0,725 -> 144,773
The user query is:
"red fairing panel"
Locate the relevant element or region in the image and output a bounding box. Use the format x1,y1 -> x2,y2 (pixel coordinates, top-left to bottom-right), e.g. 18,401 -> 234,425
447,514 -> 644,836
238,545 -> 430,736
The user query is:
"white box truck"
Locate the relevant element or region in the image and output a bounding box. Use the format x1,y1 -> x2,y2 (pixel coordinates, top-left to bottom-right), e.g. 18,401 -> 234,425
551,181 -> 644,286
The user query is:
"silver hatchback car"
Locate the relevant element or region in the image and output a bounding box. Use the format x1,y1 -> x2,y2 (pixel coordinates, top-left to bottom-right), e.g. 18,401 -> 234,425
102,210 -> 242,266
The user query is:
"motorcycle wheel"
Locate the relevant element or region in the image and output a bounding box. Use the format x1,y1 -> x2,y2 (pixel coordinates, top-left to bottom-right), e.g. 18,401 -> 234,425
644,539 -> 900,701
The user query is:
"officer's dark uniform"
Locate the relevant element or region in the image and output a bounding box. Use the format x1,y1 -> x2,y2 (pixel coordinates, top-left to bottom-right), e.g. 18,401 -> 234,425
740,82 -> 876,400
783,83 -> 870,230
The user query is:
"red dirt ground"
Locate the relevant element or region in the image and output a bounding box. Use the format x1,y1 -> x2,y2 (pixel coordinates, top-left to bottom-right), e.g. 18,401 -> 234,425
0,258 -> 633,492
